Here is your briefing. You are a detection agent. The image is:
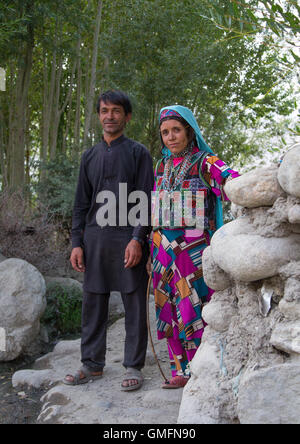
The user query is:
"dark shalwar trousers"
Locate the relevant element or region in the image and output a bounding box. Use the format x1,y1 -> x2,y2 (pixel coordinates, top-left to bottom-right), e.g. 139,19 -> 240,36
80,278 -> 148,372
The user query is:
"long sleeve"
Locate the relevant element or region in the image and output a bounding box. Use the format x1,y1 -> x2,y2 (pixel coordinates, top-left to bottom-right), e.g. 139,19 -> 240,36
202,155 -> 239,201
71,153 -> 93,248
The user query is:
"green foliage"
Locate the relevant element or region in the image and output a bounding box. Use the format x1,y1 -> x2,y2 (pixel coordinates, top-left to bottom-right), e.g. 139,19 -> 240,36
200,0 -> 300,36
42,283 -> 82,337
34,156 -> 80,228
1,0 -> 298,194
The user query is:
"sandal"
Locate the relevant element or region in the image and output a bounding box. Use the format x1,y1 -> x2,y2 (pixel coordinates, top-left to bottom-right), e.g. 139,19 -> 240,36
120,367 -> 144,392
63,365 -> 103,385
162,375 -> 189,389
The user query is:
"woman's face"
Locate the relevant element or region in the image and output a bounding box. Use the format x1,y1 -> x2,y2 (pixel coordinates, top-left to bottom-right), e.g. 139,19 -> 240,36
160,119 -> 189,156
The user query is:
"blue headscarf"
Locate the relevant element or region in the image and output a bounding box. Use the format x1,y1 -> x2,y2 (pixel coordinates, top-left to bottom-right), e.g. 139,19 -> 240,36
159,104 -> 224,229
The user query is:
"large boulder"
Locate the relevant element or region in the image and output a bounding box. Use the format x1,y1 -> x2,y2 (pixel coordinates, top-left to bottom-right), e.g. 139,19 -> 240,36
270,321 -> 300,355
278,144 -> 300,198
202,246 -> 231,291
224,165 -> 285,208
210,218 -> 300,281
237,364 -> 300,424
44,276 -> 82,292
178,328 -> 225,424
0,258 -> 46,361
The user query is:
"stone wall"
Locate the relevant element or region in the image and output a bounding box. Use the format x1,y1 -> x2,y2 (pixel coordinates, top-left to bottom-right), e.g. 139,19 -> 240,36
178,143 -> 300,424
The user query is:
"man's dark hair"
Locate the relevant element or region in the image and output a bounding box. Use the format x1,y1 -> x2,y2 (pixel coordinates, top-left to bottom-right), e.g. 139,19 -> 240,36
96,90 -> 132,115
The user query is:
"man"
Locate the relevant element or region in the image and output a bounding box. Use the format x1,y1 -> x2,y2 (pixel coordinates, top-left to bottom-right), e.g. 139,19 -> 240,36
64,90 -> 154,391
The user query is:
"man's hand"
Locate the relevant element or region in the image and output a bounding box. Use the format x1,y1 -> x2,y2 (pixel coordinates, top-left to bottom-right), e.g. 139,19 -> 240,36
124,239 -> 142,268
70,247 -> 85,272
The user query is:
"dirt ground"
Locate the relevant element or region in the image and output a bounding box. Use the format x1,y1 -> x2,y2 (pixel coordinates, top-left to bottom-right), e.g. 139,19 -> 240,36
0,316 -> 120,424
0,359 -> 47,424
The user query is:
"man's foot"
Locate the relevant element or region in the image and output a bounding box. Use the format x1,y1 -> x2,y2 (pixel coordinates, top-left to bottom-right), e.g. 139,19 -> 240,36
63,366 -> 103,385
120,368 -> 144,391
121,378 -> 139,388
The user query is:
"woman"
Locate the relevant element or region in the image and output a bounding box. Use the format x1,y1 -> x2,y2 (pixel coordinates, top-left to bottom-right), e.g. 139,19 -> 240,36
150,105 -> 239,389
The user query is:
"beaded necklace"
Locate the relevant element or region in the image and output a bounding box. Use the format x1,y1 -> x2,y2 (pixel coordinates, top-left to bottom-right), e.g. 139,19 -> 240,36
161,144 -> 194,192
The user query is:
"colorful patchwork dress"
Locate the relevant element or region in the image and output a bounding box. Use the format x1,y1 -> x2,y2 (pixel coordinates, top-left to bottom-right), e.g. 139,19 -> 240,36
151,146 -> 239,378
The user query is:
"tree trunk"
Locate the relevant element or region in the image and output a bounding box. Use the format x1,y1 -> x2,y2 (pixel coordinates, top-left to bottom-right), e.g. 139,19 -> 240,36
74,39 -> 82,152
74,60 -> 82,150
10,8 -> 34,190
49,59 -> 63,160
83,0 -> 103,148
41,46 -> 57,165
50,56 -> 77,159
7,62 -> 15,186
25,97 -> 31,187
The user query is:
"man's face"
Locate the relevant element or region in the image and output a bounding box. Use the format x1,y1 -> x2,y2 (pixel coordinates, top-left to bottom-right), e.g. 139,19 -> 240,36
98,100 -> 131,136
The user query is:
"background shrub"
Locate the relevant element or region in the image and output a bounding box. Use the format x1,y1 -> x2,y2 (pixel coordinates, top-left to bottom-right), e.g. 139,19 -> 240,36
0,189 -> 69,274
42,283 -> 82,339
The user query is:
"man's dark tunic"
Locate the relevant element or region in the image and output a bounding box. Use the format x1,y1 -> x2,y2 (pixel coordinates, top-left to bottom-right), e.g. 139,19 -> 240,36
71,134 -> 154,294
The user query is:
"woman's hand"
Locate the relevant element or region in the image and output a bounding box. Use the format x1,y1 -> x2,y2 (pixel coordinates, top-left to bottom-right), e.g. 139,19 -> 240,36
124,239 -> 142,268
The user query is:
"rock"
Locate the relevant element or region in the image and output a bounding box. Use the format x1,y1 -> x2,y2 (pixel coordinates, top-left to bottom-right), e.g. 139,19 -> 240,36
283,277 -> 300,302
270,321 -> 300,355
202,246 -> 231,291
288,204 -> 300,224
224,166 -> 285,208
279,299 -> 300,321
0,252 -> 6,263
12,369 -> 55,389
279,261 -> 300,279
141,388 -> 183,408
202,301 -> 233,332
44,276 -> 82,292
12,300 -> 181,424
278,144 -> 300,198
202,292 -> 237,333
178,328 -> 227,424
0,259 -> 46,361
230,203 -> 246,218
44,277 -> 124,316
249,200 -> 291,238
237,364 -> 300,424
291,224 -> 300,234
179,149 -> 300,425
211,218 -> 300,282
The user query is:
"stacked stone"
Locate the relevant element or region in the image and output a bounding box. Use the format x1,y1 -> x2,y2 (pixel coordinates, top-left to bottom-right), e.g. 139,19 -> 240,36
178,143 -> 300,424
